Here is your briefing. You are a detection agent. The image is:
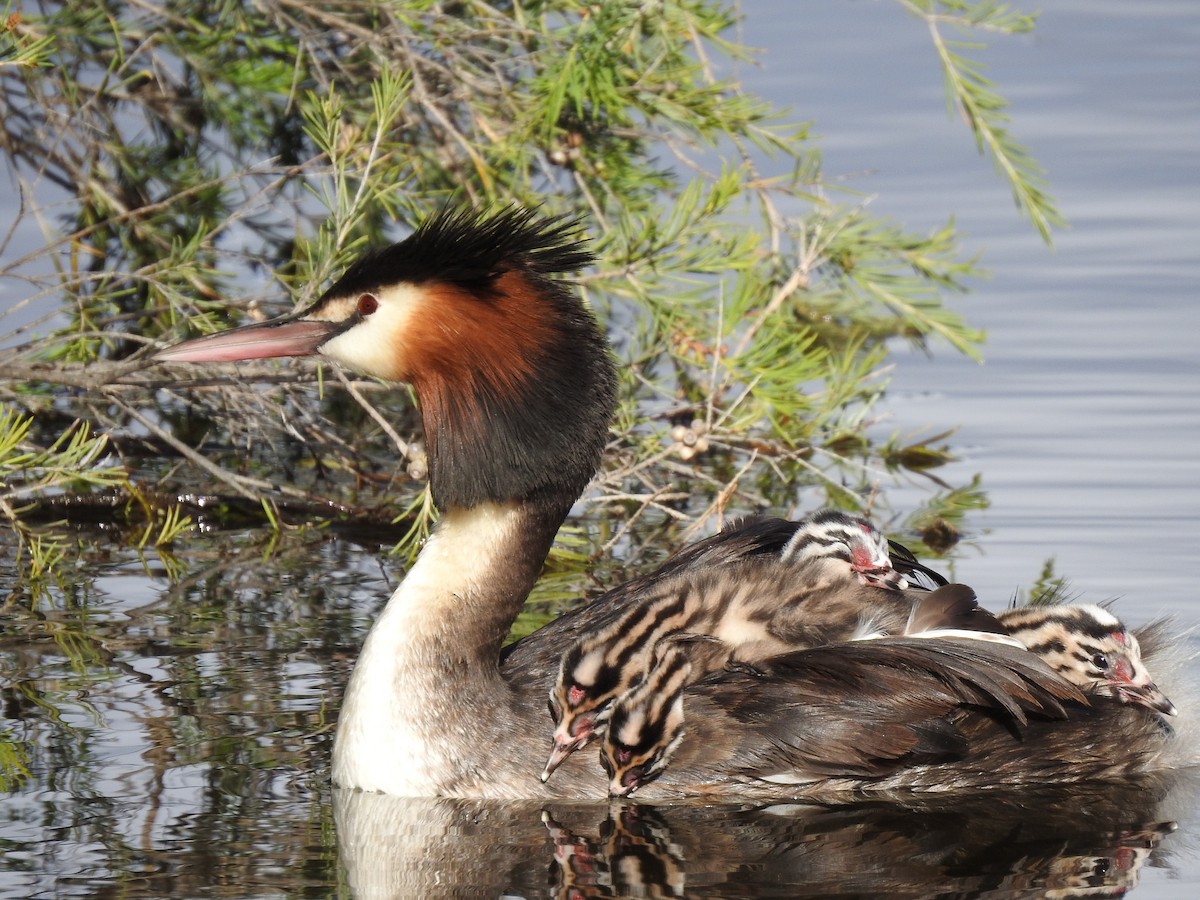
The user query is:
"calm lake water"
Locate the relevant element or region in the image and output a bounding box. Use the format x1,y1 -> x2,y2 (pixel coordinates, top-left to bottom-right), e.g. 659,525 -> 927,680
3,1 -> 1199,897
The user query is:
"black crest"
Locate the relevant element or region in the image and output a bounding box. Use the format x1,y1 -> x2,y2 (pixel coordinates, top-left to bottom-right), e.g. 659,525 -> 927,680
319,207 -> 595,301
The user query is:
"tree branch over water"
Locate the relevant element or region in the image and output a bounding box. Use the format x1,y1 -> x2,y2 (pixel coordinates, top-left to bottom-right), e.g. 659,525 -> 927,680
1,0 -> 1051,565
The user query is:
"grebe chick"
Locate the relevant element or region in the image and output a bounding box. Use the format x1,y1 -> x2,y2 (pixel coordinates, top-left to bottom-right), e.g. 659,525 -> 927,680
779,507 -> 907,589
156,208 -> 1184,799
543,509 -> 949,780
998,604 -> 1177,716
601,583 -> 1006,795
601,633 -> 734,796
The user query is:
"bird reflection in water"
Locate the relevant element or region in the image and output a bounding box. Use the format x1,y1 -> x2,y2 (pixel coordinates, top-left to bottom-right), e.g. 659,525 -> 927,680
539,797 -> 1173,899
334,779 -> 1186,899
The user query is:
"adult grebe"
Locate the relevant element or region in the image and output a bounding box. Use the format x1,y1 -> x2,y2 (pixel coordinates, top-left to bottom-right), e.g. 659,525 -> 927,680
157,208 -> 1181,799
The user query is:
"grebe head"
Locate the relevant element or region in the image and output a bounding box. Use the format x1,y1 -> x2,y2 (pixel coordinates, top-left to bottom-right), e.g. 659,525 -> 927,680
781,509 -> 907,590
598,633 -> 726,796
999,604 -> 1177,717
541,638 -> 626,781
601,691 -> 686,797
157,208 -> 618,513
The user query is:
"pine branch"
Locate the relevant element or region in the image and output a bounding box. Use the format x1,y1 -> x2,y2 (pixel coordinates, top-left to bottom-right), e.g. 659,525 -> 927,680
903,0 -> 1066,243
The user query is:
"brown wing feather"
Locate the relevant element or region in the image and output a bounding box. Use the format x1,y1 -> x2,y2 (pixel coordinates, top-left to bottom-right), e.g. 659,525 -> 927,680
660,638 -> 1086,785
905,584 -> 1008,636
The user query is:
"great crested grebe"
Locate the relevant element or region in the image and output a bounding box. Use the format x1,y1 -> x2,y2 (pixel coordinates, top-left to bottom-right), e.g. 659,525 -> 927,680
543,511 -> 1009,781
600,632 -> 736,796
157,208 -> 1183,800
779,508 -> 908,589
997,604 -> 1177,716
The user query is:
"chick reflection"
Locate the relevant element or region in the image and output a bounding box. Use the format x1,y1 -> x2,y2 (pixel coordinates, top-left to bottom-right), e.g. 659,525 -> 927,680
538,791 -> 1176,900
543,806 -> 685,899
1040,826 -> 1173,900
333,781 -> 1183,899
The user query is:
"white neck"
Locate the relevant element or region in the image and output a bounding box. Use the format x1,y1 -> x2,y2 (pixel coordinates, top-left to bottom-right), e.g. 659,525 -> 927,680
331,502 -> 545,796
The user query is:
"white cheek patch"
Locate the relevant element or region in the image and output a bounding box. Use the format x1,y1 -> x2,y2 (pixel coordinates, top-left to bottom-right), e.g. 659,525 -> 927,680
571,648 -> 606,690
616,709 -> 647,746
316,283 -> 422,380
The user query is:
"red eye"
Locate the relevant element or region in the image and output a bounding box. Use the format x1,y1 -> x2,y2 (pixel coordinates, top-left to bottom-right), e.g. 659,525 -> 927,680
357,293 -> 379,316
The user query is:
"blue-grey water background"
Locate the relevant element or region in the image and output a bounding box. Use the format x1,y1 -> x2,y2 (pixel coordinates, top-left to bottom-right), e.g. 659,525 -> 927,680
744,0 -> 1200,620
2,1 -> 1199,897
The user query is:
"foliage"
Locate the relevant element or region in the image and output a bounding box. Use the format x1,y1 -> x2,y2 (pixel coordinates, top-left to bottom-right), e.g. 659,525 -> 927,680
0,408 -> 122,510
1016,557 -> 1073,608
900,0 -> 1065,241
0,406 -> 194,595
0,0 -> 1057,565
1,3 -> 51,71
